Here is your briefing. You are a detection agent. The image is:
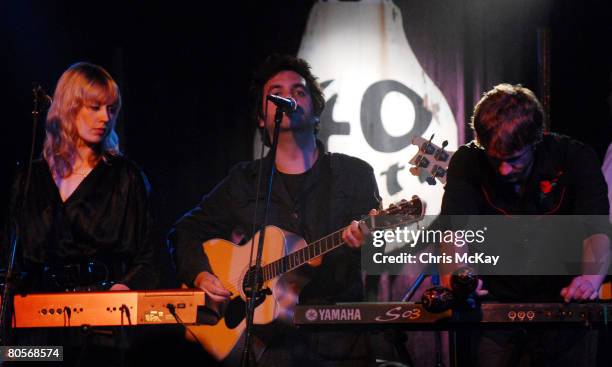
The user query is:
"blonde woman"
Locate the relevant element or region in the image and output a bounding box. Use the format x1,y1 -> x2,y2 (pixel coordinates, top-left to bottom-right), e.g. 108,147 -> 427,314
6,62 -> 156,293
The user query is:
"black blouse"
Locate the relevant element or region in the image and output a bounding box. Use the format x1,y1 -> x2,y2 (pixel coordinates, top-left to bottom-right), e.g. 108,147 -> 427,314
4,155 -> 156,292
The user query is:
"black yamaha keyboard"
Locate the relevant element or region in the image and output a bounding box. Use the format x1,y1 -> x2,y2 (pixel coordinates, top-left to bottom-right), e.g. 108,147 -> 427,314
294,303 -> 449,325
456,302 -> 612,324
294,302 -> 612,327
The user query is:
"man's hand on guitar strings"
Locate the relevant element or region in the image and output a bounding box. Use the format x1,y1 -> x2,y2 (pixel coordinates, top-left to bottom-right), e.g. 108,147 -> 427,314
342,209 -> 378,249
195,271 -> 232,303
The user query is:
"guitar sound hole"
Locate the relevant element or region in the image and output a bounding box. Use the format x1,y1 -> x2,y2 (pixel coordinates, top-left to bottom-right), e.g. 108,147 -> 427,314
225,291 -> 270,329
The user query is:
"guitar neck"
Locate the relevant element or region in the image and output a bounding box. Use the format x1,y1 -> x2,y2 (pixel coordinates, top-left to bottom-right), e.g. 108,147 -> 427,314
260,196 -> 423,282
262,228 -> 345,281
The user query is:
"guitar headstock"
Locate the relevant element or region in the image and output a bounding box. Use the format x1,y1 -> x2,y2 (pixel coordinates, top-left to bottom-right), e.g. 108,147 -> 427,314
408,135 -> 454,185
366,195 -> 425,231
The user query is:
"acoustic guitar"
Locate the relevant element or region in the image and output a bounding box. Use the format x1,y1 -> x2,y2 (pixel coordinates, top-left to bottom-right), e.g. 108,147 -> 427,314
186,196 -> 425,360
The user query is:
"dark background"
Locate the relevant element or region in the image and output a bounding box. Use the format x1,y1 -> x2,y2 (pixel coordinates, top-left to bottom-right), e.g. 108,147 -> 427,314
1,0 -> 611,287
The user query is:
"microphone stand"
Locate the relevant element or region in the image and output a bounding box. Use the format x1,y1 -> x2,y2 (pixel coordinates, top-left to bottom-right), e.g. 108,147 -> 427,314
240,107 -> 284,367
400,270 -> 445,367
381,271 -> 428,367
401,272 -> 426,302
1,85 -> 44,344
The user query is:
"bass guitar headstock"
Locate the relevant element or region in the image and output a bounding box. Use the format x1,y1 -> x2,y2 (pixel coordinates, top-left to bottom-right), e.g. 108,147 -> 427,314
408,134 -> 454,185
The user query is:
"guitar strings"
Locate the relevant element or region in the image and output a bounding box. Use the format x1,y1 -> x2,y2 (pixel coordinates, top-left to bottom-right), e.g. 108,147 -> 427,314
219,229 -> 347,294
213,202 -> 419,295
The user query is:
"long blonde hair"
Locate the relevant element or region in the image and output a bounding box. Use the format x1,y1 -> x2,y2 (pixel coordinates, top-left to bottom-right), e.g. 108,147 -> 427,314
44,62 -> 122,178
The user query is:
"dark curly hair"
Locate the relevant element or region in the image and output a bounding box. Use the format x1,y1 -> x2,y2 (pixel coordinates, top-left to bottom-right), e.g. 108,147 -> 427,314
249,54 -> 325,137
471,83 -> 544,155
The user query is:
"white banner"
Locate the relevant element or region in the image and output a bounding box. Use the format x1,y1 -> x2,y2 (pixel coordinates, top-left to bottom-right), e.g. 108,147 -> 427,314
298,0 -> 458,214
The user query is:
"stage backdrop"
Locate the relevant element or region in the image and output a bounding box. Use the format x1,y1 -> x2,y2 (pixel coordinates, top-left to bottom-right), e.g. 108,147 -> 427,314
298,0 -> 457,215
253,0 -> 550,215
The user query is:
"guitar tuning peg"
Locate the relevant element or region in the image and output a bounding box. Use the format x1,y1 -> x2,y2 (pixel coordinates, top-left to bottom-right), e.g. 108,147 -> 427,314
426,176 -> 437,185
442,140 -> 448,149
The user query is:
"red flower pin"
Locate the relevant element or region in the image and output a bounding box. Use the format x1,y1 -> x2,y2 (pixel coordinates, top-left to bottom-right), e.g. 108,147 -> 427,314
540,180 -> 553,194
539,171 -> 563,201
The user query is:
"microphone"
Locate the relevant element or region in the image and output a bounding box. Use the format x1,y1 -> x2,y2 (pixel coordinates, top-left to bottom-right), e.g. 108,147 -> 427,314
266,95 -> 297,112
32,84 -> 52,109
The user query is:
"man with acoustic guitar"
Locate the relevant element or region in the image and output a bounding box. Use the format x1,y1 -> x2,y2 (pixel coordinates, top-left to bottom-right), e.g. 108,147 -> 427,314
169,54 -> 381,366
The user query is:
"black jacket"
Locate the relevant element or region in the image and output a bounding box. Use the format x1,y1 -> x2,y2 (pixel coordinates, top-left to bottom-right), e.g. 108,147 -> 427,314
441,134 -> 609,301
169,144 -> 381,304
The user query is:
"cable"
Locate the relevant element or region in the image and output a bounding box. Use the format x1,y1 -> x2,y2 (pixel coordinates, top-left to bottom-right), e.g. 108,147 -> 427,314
166,303 -> 205,346
64,306 -> 71,327
119,304 -> 132,326
118,305 -> 130,367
